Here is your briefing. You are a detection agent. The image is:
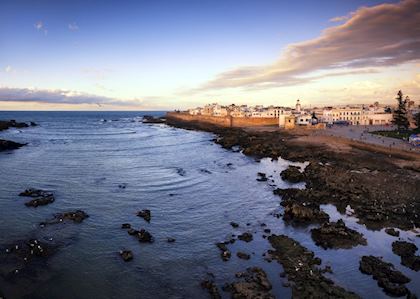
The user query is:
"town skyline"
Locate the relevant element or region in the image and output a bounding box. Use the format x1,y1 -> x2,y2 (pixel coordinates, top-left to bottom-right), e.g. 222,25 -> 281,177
1,0 -> 420,111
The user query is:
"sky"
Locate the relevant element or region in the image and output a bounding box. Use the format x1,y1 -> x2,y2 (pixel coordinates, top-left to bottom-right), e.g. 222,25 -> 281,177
0,0 -> 419,110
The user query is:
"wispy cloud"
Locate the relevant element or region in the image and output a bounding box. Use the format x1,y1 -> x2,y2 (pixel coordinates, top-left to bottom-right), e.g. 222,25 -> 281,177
4,66 -> 12,73
68,22 -> 79,31
34,20 -> 48,35
0,87 -> 143,107
195,0 -> 420,92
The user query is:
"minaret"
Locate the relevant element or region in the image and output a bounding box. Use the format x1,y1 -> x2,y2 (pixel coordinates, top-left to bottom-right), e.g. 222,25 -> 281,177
296,99 -> 301,113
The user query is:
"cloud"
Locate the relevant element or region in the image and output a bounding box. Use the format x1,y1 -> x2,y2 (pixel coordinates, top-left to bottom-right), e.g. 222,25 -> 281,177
0,87 -> 143,107
68,22 -> 79,31
34,20 -> 48,35
329,15 -> 350,22
197,0 -> 420,92
5,66 -> 12,73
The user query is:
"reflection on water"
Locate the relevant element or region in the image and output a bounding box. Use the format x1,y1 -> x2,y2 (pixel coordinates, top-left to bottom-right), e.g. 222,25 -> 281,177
0,111 -> 419,298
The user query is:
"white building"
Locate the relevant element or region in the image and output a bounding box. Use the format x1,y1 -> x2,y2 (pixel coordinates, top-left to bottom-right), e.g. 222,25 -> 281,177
296,113 -> 312,126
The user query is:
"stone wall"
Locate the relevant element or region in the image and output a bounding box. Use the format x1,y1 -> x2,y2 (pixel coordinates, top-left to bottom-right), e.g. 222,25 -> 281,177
166,112 -> 278,127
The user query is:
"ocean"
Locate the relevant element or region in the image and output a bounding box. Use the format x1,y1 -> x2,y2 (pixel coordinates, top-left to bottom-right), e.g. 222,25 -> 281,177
0,111 -> 418,298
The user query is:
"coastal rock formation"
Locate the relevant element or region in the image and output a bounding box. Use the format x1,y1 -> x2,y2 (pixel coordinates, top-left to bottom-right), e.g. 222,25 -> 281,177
127,229 -> 154,243
137,209 -> 151,222
268,234 -> 360,298
142,115 -> 166,124
223,267 -> 274,299
385,228 -> 400,237
121,223 -> 131,229
280,166 -> 305,183
0,120 -> 30,131
230,221 -> 239,228
201,279 -> 221,299
311,219 -> 367,249
119,250 -> 133,262
19,189 -> 55,207
0,139 -> 26,151
282,201 -> 329,224
238,232 -> 253,242
359,255 -> 411,296
216,242 -> 231,261
256,172 -> 268,182
237,251 -> 251,260
40,210 -> 89,226
167,237 -> 176,243
392,241 -> 420,271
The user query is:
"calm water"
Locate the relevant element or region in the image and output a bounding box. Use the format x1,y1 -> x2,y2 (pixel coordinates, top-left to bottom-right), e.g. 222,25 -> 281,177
0,111 -> 419,299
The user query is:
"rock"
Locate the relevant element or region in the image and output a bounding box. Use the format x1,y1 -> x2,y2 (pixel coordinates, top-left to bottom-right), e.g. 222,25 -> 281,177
119,250 -> 133,262
167,237 -> 176,243
237,252 -> 251,260
201,279 -> 221,299
121,223 -> 131,229
226,267 -> 274,299
142,115 -> 166,124
385,228 -> 400,237
137,229 -> 154,243
238,232 -> 253,242
40,210 -> 89,225
24,195 -> 55,207
392,241 -> 420,271
280,166 -> 305,183
127,228 -> 138,235
230,221 -> 239,228
216,242 -> 231,261
19,189 -> 55,207
359,255 -> 411,296
0,120 -> 29,131
268,234 -> 359,298
137,209 -> 151,222
283,202 -> 329,224
30,122 -> 37,127
311,219 -> 367,249
256,172 -> 268,182
0,139 -> 26,151
264,228 -> 271,234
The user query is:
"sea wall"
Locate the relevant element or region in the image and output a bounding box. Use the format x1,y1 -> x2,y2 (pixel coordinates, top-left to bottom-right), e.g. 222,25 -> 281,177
166,112 -> 278,128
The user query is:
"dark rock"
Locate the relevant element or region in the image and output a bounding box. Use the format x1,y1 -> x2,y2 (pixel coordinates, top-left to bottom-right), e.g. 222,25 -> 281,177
280,166 -> 305,183
385,228 -> 400,237
24,195 -> 55,207
268,234 -> 359,298
359,255 -> 411,296
392,241 -> 420,271
137,209 -> 151,222
201,279 -> 221,299
121,223 -> 131,229
238,232 -> 253,242
216,242 -> 231,261
19,188 -> 51,197
0,139 -> 26,151
127,228 -> 138,236
0,120 -> 29,131
226,267 -> 274,299
19,189 -> 55,207
283,202 -> 329,224
264,228 -> 271,234
142,115 -> 166,124
256,172 -> 268,182
40,210 -> 89,225
119,250 -> 133,262
237,252 -> 251,260
167,237 -> 176,243
230,221 -> 239,228
311,219 -> 367,249
137,229 -> 154,243
30,122 -> 37,126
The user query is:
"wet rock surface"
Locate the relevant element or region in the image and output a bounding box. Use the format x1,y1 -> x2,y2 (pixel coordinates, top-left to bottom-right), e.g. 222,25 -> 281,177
385,228 -> 400,237
201,278 -> 221,299
119,250 -> 133,262
142,115 -> 166,124
216,242 -> 231,261
40,210 -> 89,226
282,200 -> 329,224
0,139 -> 26,151
311,219 -> 367,249
230,221 -> 239,228
236,251 -> 251,260
127,229 -> 154,243
0,120 -> 30,131
268,234 -> 360,298
137,209 -> 151,222
19,189 -> 55,207
392,241 -> 420,271
121,223 -> 131,229
238,232 -> 253,242
167,237 -> 176,243
359,255 -> 412,297
223,267 -> 274,299
256,172 -> 268,182
280,166 -> 305,183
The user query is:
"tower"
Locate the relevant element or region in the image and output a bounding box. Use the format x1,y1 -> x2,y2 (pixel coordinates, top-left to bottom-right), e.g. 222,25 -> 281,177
296,99 -> 301,113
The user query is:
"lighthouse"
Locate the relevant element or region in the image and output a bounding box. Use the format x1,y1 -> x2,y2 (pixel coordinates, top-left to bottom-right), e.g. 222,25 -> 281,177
296,99 -> 301,113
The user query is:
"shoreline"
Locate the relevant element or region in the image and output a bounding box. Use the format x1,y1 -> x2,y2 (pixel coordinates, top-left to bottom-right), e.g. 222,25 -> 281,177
166,114 -> 420,298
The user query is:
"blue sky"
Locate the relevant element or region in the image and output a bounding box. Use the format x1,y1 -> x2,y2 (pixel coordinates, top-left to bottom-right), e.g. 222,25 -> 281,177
0,0 -> 419,110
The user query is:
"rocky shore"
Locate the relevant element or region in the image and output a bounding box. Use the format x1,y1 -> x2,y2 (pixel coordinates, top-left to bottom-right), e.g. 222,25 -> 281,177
0,119 -> 37,152
166,116 -> 420,297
